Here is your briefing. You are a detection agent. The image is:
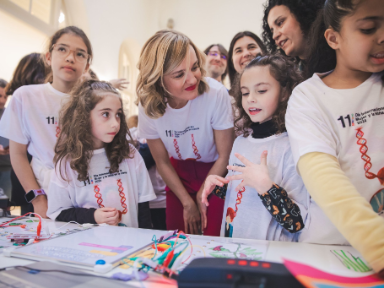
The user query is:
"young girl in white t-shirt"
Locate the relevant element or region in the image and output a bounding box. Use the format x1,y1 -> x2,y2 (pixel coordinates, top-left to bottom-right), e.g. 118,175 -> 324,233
202,55 -> 307,241
0,26 -> 92,218
47,81 -> 156,227
286,0 -> 384,275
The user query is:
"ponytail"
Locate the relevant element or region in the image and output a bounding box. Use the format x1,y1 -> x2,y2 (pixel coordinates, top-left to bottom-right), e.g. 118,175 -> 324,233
305,9 -> 336,78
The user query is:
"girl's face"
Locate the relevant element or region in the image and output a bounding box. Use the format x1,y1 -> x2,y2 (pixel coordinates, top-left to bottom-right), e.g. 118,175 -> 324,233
267,5 -> 306,59
46,33 -> 90,90
232,36 -> 263,73
163,45 -> 202,109
330,0 -> 384,74
241,65 -> 281,124
0,87 -> 8,110
90,94 -> 122,149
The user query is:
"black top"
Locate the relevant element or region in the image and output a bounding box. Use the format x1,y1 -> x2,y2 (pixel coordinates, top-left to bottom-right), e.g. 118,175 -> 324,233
250,120 -> 279,139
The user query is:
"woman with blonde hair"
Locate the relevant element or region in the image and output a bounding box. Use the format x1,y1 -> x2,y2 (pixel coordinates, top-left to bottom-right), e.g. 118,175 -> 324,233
137,30 -> 234,236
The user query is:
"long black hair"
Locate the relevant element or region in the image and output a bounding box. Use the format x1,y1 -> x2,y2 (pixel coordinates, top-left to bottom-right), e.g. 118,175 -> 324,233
228,31 -> 267,87
262,0 -> 325,55
306,0 -> 358,78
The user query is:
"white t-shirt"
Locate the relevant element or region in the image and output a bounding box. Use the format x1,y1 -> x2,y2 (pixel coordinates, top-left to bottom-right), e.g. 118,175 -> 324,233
220,133 -> 308,241
47,147 -> 156,227
0,83 -> 68,169
286,72 -> 384,243
138,77 -> 233,163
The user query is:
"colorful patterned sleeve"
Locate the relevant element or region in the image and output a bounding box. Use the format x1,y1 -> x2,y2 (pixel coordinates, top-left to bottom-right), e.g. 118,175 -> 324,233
259,184 -> 304,233
213,183 -> 228,200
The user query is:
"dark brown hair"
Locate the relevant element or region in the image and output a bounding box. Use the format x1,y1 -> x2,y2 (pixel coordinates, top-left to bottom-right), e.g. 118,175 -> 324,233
262,0 -> 325,56
0,79 -> 8,89
204,44 -> 229,81
54,80 -> 133,182
306,0 -> 361,78
233,55 -> 303,137
44,26 -> 93,83
228,31 -> 267,87
6,53 -> 46,95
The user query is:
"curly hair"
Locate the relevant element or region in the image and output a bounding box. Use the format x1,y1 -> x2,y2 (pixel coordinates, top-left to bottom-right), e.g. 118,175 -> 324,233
54,80 -> 133,182
228,31 -> 267,88
6,53 -> 46,95
233,55 -> 303,137
136,30 -> 208,119
262,0 -> 325,56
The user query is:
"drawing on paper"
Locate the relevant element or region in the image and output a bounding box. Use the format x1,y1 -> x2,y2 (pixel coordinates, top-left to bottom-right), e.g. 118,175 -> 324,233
331,250 -> 372,272
209,244 -> 263,260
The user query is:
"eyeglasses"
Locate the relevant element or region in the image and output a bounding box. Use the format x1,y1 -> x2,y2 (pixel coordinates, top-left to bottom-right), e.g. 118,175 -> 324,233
51,44 -> 89,63
207,52 -> 227,60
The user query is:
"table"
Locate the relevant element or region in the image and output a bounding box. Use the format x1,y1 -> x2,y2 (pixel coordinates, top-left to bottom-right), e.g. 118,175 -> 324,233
0,218 -> 361,287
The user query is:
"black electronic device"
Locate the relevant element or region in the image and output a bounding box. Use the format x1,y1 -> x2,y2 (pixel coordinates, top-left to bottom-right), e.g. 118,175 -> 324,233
177,258 -> 304,288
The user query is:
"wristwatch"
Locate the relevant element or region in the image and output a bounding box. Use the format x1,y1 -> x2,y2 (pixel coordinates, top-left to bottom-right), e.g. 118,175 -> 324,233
25,189 -> 46,203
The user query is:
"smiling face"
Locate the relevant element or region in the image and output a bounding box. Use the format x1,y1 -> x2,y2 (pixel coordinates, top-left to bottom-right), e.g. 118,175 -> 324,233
232,36 -> 263,73
330,0 -> 384,74
163,45 -> 202,109
267,5 -> 306,59
241,65 -> 281,124
90,93 -> 122,149
206,45 -> 227,81
46,33 -> 89,92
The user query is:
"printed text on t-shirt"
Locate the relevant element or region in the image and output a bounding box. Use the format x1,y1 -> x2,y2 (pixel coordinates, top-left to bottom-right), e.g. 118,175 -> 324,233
337,106 -> 384,128
164,126 -> 200,138
83,169 -> 128,186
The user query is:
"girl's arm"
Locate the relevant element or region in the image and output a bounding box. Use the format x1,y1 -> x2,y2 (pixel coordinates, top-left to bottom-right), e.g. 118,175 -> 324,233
196,127 -> 234,230
147,138 -> 201,234
227,152 -> 305,234
10,140 -> 48,218
298,152 -> 384,275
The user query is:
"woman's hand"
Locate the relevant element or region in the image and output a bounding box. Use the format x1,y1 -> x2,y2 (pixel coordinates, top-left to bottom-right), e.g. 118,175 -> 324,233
201,175 -> 229,206
183,200 -> 201,235
227,151 -> 273,194
109,78 -> 129,90
0,145 -> 9,155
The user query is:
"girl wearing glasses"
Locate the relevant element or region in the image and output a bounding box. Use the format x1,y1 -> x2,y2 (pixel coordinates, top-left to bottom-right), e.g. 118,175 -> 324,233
137,30 -> 234,236
0,26 -> 92,218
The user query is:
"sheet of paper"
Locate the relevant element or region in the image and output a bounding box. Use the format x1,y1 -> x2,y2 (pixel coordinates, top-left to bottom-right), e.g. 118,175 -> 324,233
284,259 -> 384,288
328,246 -> 373,276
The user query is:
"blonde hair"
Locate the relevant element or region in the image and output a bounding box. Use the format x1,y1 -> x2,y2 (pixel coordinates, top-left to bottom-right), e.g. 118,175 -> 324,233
127,115 -> 138,128
136,30 -> 209,119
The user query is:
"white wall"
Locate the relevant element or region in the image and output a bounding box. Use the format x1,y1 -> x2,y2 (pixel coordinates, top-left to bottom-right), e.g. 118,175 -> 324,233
0,9 -> 48,82
157,0 -> 266,51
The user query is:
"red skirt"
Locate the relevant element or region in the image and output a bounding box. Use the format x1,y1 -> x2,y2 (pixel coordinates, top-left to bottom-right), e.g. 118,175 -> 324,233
165,157 -> 224,236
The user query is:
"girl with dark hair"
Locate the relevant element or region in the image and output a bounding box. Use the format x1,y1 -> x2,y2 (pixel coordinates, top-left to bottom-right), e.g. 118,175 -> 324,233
47,80 -> 155,227
0,26 -> 92,218
286,0 -> 384,276
262,0 -> 324,61
2,53 -> 47,214
202,55 -> 307,241
227,31 -> 267,88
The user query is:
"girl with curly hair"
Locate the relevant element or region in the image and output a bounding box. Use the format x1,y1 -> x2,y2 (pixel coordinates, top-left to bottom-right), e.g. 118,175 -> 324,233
201,55 -> 308,241
0,26 -> 92,218
286,0 -> 384,276
47,80 -> 156,226
262,0 -> 324,62
137,30 -> 234,236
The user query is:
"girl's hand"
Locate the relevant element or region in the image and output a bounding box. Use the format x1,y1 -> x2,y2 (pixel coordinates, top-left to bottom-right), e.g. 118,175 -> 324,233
0,145 -> 9,156
226,151 -> 273,194
201,175 -> 229,206
196,190 -> 207,231
94,207 -> 120,225
32,195 -> 48,218
109,78 -> 129,90
183,200 -> 201,235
